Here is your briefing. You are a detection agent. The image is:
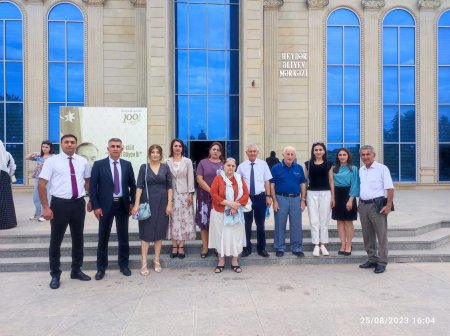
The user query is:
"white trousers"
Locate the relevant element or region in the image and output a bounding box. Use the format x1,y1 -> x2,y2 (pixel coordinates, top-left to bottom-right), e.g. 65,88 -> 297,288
307,190 -> 331,245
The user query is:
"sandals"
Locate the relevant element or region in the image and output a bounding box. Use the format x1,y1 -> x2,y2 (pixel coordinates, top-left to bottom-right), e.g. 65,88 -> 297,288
170,246 -> 178,259
178,246 -> 185,259
140,263 -> 149,276
214,265 -> 225,273
153,258 -> 162,273
231,265 -> 242,273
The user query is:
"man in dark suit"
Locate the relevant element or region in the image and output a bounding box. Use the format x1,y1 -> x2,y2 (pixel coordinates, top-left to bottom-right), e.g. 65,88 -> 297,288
89,138 -> 136,280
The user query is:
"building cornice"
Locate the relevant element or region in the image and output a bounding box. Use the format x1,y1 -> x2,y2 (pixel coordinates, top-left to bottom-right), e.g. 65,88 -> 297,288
361,0 -> 385,9
418,0 -> 441,9
82,0 -> 105,6
23,0 -> 45,3
307,0 -> 329,9
129,0 -> 146,7
263,0 -> 284,9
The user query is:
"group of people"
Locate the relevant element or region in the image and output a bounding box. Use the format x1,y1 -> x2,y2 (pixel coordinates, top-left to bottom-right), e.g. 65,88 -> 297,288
34,134 -> 394,289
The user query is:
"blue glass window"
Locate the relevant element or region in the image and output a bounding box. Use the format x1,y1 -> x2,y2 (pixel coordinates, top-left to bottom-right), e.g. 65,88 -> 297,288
438,11 -> 450,181
175,0 -> 239,159
0,2 -> 23,184
382,9 -> 416,182
326,8 -> 360,164
47,3 -> 84,143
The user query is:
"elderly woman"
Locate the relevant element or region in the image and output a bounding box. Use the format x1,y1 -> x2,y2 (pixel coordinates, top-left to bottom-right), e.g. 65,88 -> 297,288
209,158 -> 249,273
0,140 -> 18,230
166,139 -> 196,259
131,145 -> 172,275
195,142 -> 224,258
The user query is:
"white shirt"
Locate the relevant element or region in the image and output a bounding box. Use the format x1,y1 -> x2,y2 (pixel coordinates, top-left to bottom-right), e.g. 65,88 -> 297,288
237,158 -> 272,195
359,161 -> 394,200
40,153 -> 91,199
109,157 -> 122,197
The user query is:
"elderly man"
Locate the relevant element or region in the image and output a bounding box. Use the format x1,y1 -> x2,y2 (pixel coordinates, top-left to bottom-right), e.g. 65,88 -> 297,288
237,144 -> 272,257
270,146 -> 307,257
358,145 -> 394,274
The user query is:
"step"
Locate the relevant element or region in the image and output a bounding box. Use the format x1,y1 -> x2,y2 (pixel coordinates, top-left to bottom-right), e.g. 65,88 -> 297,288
1,227 -> 450,258
1,244 -> 450,272
1,221 -> 449,244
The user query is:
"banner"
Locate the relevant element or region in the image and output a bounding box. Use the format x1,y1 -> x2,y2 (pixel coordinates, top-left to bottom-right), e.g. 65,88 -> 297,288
60,107 -> 148,174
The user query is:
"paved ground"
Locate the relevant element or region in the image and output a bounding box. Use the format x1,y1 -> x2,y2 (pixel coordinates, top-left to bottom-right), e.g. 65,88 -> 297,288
1,189 -> 450,335
0,263 -> 449,336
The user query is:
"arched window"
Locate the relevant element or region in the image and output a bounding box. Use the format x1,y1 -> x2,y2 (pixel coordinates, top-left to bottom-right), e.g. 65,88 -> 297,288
382,9 -> 416,182
47,3 -> 84,147
0,1 -> 23,183
175,0 -> 239,159
438,10 -> 450,182
326,8 -> 361,163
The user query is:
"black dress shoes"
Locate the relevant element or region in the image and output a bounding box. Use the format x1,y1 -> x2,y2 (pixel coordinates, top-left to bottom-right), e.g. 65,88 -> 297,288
374,264 -> 386,274
49,277 -> 60,289
95,270 -> 105,280
120,266 -> 132,276
293,251 -> 305,257
258,250 -> 270,258
275,251 -> 284,257
241,249 -> 251,257
70,270 -> 91,281
359,261 -> 377,269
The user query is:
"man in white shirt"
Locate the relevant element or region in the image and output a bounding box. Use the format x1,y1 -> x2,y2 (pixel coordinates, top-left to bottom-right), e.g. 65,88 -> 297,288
39,134 -> 91,289
237,144 -> 272,257
358,145 -> 394,274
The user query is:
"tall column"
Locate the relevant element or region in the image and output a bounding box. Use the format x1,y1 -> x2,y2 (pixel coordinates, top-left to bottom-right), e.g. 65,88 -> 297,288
307,0 -> 328,144
263,0 -> 283,156
24,0 -> 45,185
241,0 -> 265,156
147,0 -> 171,149
84,0 -> 105,106
361,0 -> 384,152
418,0 -> 441,183
131,0 -> 147,107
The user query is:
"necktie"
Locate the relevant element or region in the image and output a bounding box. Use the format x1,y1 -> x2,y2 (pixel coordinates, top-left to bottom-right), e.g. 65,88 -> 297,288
113,161 -> 120,195
69,157 -> 79,199
250,162 -> 255,196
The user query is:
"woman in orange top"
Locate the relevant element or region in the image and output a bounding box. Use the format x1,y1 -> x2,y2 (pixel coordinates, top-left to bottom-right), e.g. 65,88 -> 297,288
209,158 -> 249,273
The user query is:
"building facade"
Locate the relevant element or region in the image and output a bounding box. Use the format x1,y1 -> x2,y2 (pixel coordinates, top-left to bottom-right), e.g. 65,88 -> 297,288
1,0 -> 449,187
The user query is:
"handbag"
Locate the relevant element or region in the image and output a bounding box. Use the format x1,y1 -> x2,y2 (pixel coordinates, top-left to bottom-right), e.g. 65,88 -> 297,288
136,164 -> 151,220
242,198 -> 252,212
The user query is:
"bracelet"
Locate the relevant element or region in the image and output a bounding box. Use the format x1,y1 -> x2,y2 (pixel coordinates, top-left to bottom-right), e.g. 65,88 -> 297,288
265,194 -> 271,197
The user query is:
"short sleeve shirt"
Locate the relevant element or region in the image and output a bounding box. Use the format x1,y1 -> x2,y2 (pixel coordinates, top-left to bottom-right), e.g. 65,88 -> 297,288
359,161 -> 394,200
270,161 -> 306,194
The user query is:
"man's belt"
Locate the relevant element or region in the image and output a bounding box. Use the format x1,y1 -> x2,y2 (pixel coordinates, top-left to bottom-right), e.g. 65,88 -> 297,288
360,199 -> 375,204
275,193 -> 300,198
113,197 -> 123,202
250,192 -> 265,197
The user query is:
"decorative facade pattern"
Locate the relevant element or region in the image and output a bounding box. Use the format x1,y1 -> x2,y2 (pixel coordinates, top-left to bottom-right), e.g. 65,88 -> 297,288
82,0 -> 105,6
307,0 -> 329,9
361,0 -> 385,9
263,0 -> 284,8
129,0 -> 146,7
418,0 -> 441,9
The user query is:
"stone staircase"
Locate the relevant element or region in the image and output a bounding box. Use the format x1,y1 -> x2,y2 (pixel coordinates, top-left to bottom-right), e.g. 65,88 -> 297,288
1,221 -> 449,272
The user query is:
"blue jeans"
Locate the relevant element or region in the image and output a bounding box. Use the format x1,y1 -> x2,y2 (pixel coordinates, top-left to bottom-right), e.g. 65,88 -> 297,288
274,195 -> 303,252
33,178 -> 51,217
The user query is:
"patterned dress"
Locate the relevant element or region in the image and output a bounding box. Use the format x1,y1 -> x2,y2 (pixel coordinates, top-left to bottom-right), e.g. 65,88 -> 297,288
195,159 -> 223,230
167,158 -> 196,240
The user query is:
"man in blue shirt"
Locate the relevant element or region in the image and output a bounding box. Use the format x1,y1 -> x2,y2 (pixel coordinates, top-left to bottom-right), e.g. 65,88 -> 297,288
270,146 -> 307,257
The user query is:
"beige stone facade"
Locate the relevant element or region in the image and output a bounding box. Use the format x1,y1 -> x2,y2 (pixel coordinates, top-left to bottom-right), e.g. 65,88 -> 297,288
9,0 -> 450,187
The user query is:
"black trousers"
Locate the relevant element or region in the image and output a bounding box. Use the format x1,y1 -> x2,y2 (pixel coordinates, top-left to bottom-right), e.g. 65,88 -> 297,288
97,201 -> 130,271
49,197 -> 86,277
243,193 -> 267,252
